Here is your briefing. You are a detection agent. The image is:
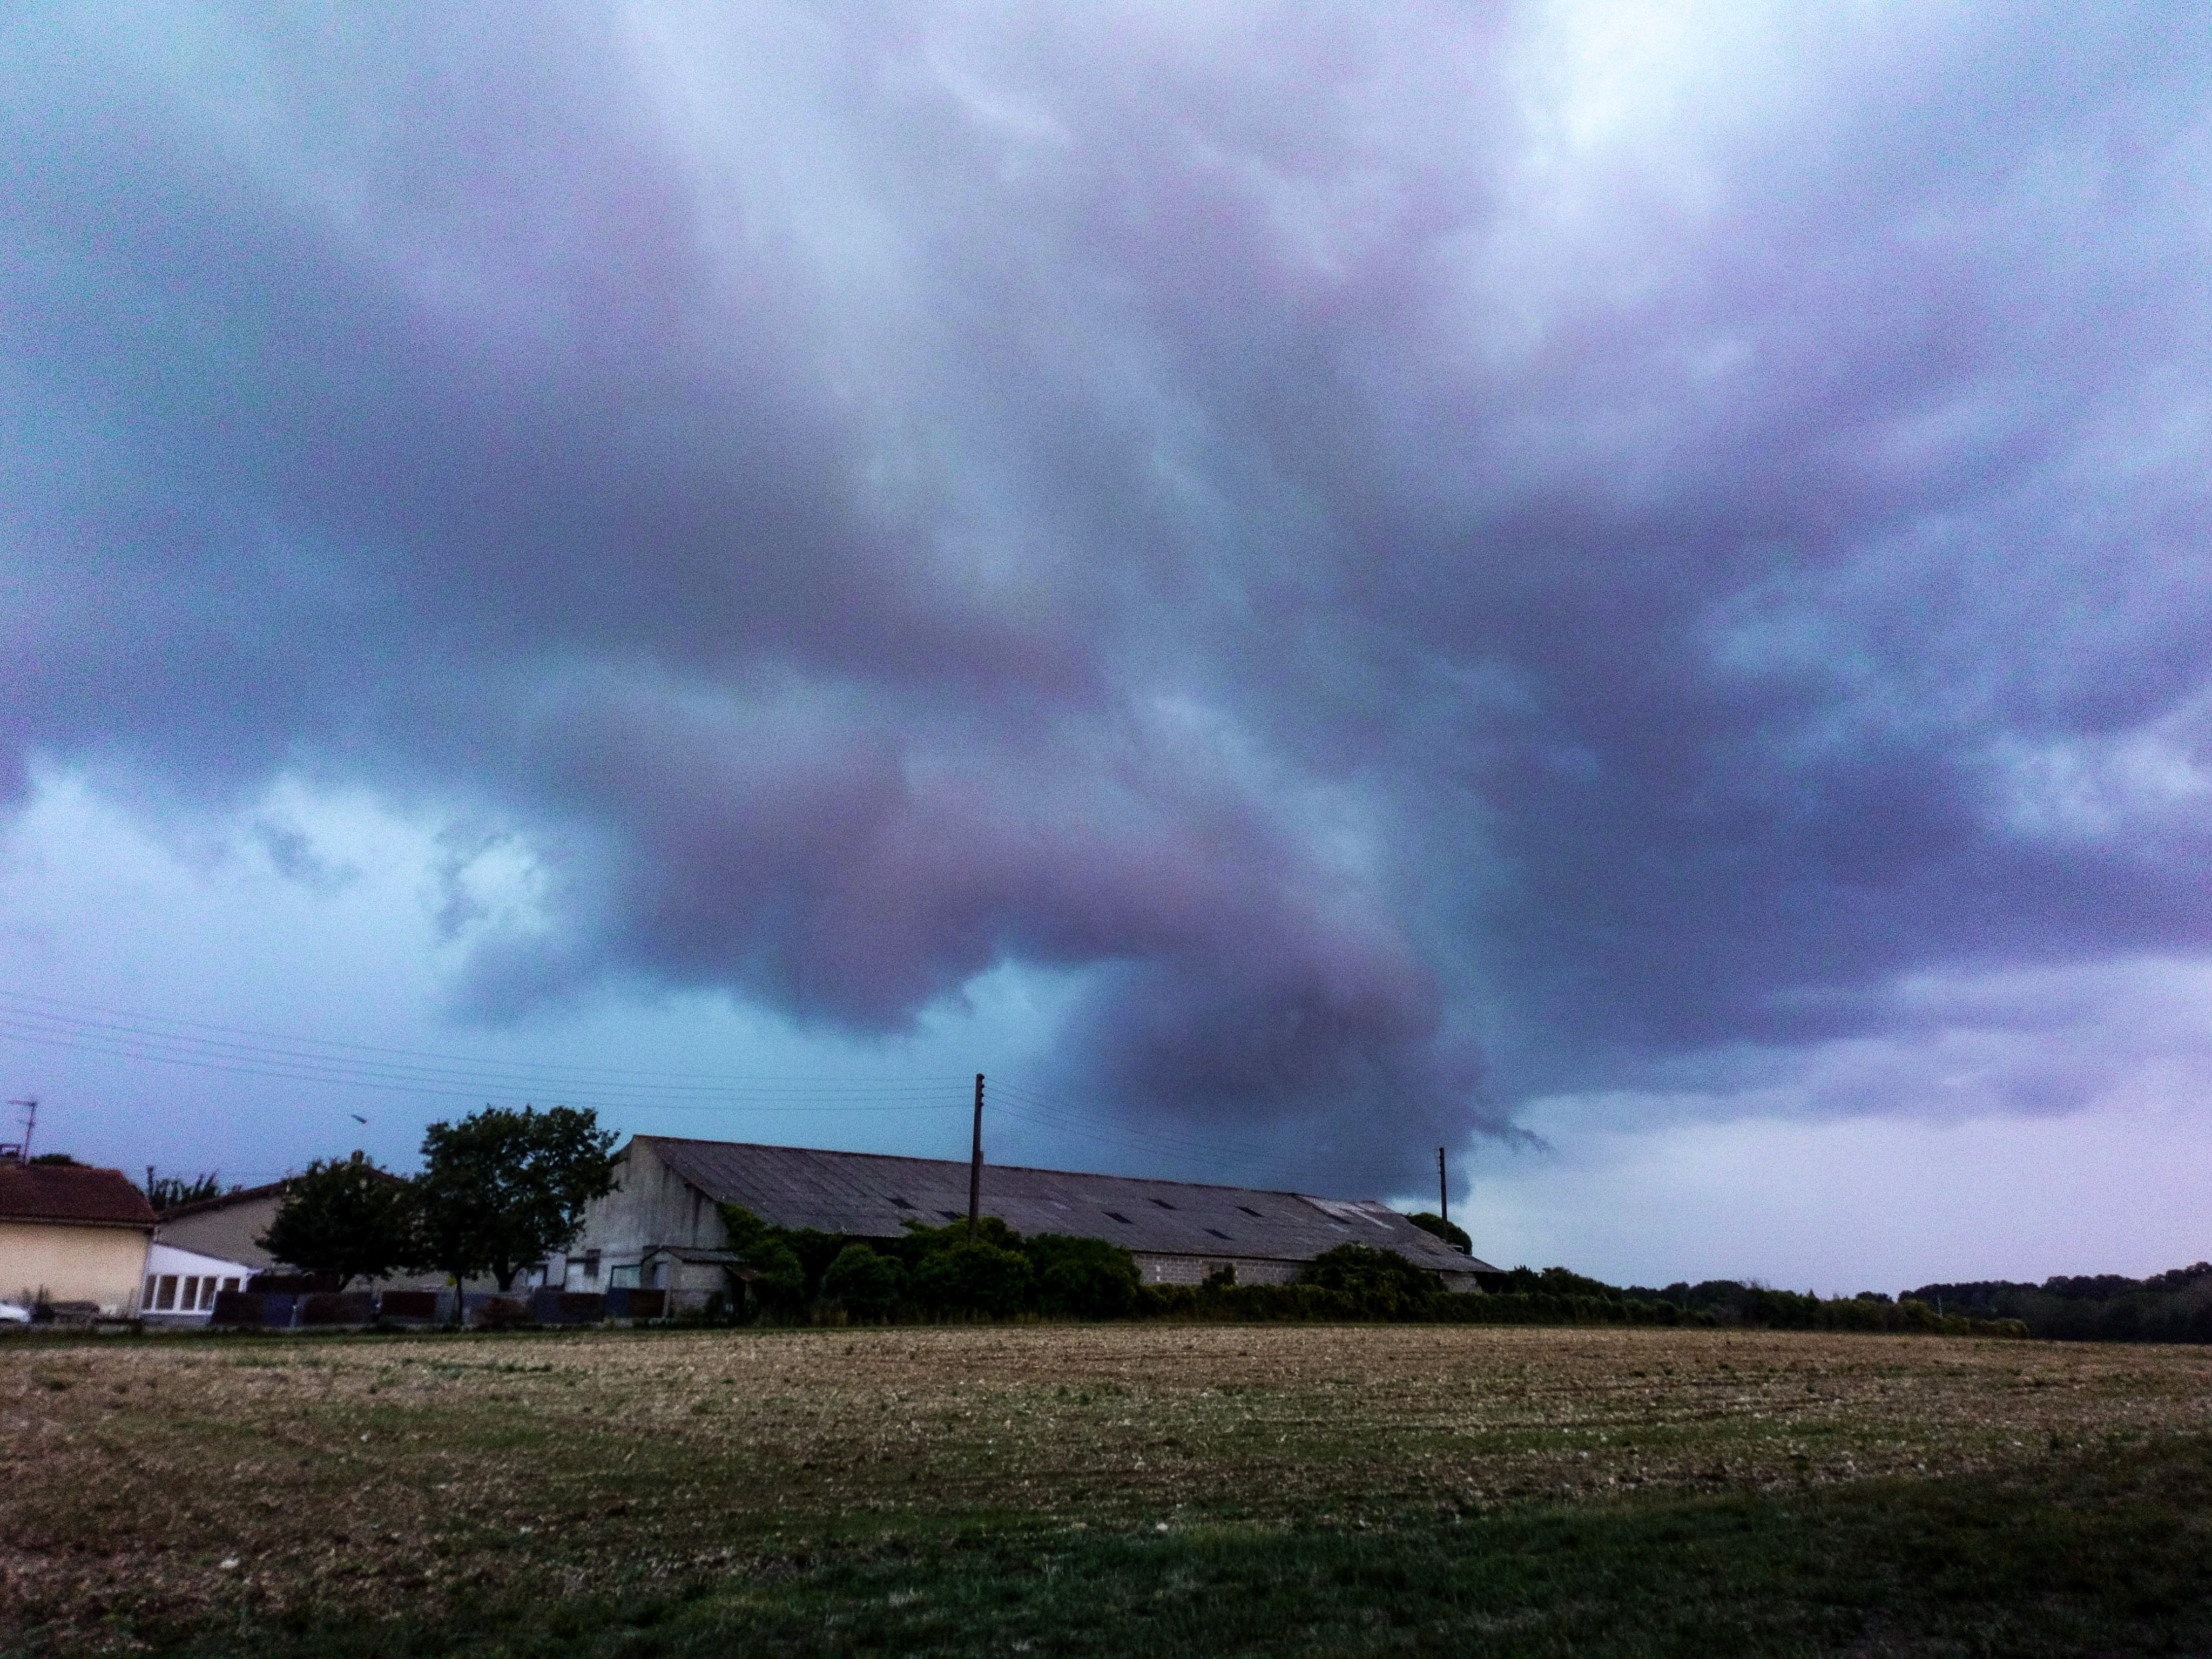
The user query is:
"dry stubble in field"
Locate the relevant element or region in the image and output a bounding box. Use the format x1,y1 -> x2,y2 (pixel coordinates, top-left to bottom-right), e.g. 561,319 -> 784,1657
5,1324 -> 2210,1643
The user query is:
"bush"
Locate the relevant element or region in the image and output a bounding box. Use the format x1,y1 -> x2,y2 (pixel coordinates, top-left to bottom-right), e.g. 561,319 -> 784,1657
1495,1265 -> 1629,1301
1405,1211 -> 1472,1254
720,1205 -> 806,1313
911,1239 -> 1035,1318
1027,1233 -> 1141,1319
821,1244 -> 905,1320
1302,1244 -> 1434,1314
1140,1282 -> 1365,1322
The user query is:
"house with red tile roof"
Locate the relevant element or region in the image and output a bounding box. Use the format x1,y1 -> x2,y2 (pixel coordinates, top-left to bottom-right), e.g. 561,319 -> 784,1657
0,1159 -> 156,1316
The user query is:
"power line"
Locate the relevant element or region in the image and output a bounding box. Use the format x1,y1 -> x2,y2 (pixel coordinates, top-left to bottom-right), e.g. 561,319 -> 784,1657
0,987 -> 1317,1184
0,989 -> 931,1083
0,991 -> 968,1112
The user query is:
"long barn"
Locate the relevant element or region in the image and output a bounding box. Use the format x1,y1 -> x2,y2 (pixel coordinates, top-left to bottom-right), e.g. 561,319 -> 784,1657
556,1135 -> 1498,1311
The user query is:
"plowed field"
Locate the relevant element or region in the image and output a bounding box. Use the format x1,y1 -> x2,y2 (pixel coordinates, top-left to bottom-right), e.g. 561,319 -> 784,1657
6,1324 -> 2211,1654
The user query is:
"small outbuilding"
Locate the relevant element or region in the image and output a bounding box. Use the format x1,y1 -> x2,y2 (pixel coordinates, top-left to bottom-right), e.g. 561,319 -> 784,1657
561,1136 -> 1498,1313
0,1161 -> 156,1317
139,1240 -> 256,1325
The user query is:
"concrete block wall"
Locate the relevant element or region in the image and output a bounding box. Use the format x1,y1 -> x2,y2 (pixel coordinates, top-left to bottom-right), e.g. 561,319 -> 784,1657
1132,1253 -> 1303,1287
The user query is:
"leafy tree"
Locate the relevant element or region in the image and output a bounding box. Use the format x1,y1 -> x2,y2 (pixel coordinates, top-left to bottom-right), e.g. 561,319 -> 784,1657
1405,1210 -> 1471,1255
414,1105 -> 615,1291
257,1155 -> 414,1289
146,1169 -> 224,1210
821,1243 -> 906,1319
719,1204 -> 806,1312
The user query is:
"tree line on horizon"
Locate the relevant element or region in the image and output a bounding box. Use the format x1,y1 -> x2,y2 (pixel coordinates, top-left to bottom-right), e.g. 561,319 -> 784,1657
225,1110 -> 2202,1343
1894,1265 -> 2212,1345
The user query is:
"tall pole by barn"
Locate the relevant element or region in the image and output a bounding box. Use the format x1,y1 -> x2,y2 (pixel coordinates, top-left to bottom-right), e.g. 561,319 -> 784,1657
1438,1146 -> 1448,1228
968,1073 -> 984,1238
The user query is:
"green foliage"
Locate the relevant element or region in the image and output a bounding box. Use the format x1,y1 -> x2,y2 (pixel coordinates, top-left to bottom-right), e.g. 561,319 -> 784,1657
1618,1279 -> 2026,1337
719,1204 -> 807,1309
710,1210 -> 1142,1324
820,1243 -> 905,1319
1901,1265 -> 2212,1344
1405,1209 -> 1472,1253
1498,1264 -> 1625,1300
910,1238 -> 1035,1317
30,1151 -> 79,1168
1144,1255 -> 2033,1336
145,1169 -> 222,1209
784,1227 -> 856,1290
413,1105 -> 615,1291
1300,1243 -> 1435,1313
1137,1282 -> 1695,1326
894,1213 -> 1025,1256
1026,1233 -> 1141,1318
255,1157 -> 414,1290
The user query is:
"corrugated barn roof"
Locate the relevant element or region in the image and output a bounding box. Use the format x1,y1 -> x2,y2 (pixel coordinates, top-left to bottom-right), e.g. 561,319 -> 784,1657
633,1136 -> 1495,1275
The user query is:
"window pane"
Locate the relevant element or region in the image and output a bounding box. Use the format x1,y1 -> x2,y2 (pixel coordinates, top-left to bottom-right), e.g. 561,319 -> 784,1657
156,1276 -> 177,1310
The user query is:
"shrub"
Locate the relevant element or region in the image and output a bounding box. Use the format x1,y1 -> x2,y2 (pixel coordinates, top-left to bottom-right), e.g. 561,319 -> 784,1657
1494,1265 -> 1632,1301
1405,1211 -> 1472,1254
911,1239 -> 1035,1318
821,1243 -> 905,1320
719,1204 -> 806,1313
1026,1233 -> 1141,1319
1302,1244 -> 1434,1314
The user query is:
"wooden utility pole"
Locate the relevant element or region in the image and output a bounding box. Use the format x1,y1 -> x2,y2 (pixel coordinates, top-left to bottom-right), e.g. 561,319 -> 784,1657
1438,1146 -> 1448,1228
967,1073 -> 984,1238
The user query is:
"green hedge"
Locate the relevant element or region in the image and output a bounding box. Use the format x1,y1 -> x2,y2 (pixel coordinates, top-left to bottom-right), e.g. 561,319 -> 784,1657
709,1210 -> 2027,1337
1897,1266 -> 2212,1344
1136,1283 -> 1694,1326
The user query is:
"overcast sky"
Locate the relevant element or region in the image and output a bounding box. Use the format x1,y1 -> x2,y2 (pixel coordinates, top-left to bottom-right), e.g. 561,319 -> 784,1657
4,3 -> 2209,1293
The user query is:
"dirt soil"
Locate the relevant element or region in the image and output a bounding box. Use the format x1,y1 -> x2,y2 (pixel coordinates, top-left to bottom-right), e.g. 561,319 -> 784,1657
6,1324 -> 2211,1647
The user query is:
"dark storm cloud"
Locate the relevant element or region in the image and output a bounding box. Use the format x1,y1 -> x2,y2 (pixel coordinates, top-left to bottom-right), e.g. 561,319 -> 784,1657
4,2 -> 2210,1183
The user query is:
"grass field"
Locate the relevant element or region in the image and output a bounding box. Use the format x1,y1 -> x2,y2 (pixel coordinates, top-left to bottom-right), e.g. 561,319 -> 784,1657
6,1324 -> 2212,1655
